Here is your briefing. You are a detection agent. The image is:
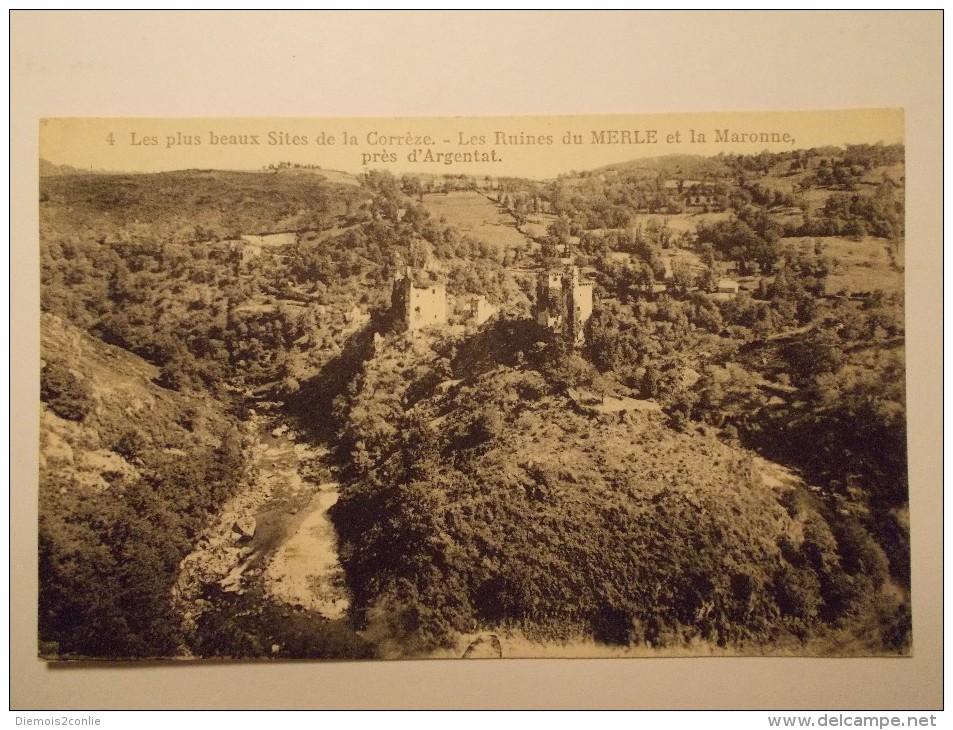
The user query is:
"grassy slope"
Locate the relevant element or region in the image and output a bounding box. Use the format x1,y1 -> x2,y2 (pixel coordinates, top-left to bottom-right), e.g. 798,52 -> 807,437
40,312 -> 231,469
39,313 -> 245,657
782,236 -> 903,295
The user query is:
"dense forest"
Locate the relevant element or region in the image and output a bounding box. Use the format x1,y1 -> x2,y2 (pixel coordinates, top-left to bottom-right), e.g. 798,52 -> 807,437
39,142 -> 909,658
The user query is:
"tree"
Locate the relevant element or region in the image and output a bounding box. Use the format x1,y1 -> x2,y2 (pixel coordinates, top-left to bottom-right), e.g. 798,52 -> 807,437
783,330 -> 845,386
669,259 -> 695,295
697,265 -> 718,293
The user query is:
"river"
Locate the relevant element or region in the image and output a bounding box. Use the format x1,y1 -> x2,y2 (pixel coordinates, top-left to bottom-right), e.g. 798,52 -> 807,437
173,410 -> 351,638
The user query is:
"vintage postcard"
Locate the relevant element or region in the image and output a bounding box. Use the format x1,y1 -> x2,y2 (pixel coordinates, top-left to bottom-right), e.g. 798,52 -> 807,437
38,111 -> 910,662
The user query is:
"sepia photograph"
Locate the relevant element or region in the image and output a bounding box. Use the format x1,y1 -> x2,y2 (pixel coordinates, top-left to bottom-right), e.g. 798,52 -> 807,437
36,111 -> 912,662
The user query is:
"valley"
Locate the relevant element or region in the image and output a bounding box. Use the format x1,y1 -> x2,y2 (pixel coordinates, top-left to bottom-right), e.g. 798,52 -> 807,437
38,142 -> 910,660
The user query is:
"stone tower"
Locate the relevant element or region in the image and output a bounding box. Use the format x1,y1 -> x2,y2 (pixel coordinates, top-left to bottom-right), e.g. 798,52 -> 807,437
392,266 -> 448,331
562,266 -> 593,346
534,266 -> 593,345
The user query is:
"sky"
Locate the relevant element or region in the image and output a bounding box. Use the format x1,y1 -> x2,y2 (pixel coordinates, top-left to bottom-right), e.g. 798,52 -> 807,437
40,110 -> 903,180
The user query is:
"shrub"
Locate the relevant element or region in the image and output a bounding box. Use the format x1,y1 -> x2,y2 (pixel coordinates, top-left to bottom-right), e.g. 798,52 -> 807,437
778,488 -> 801,518
113,428 -> 149,461
41,360 -> 93,421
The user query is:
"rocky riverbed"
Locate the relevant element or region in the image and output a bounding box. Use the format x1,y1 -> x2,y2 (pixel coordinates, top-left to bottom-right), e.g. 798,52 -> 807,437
173,411 -> 351,641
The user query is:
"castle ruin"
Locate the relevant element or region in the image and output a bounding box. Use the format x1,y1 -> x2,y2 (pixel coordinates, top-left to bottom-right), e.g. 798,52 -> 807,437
534,266 -> 594,345
392,266 -> 448,332
470,295 -> 498,326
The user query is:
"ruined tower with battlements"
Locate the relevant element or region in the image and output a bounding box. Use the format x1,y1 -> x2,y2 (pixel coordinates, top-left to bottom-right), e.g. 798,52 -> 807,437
534,266 -> 594,346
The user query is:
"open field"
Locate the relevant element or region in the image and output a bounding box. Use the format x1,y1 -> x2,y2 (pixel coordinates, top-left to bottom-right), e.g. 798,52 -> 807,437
520,212 -> 556,240
783,236 -> 904,294
668,246 -> 706,272
420,191 -> 530,251
588,211 -> 732,239
636,211 -> 732,235
276,167 -> 360,186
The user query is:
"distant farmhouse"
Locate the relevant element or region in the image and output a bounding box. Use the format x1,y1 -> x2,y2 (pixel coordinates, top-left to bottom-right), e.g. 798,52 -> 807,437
710,277 -> 741,302
663,179 -> 720,208
717,278 -> 740,295
534,266 -> 594,346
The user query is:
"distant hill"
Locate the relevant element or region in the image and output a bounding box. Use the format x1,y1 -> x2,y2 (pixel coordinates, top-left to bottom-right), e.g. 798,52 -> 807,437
39,167 -> 364,244
39,158 -> 106,177
588,153 -> 734,180
267,166 -> 359,186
